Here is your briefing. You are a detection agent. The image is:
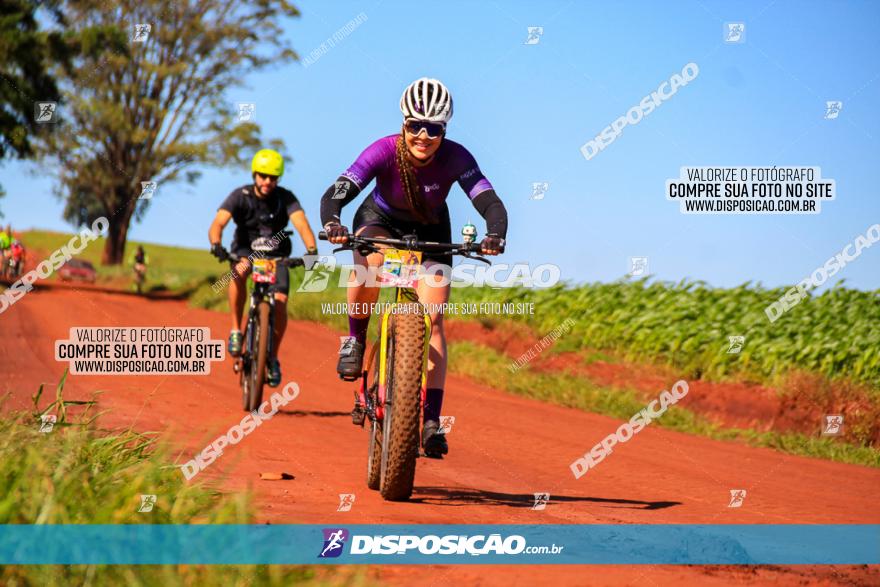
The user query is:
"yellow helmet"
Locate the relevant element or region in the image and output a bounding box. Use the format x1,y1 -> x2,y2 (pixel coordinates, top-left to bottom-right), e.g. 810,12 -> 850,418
251,149 -> 284,177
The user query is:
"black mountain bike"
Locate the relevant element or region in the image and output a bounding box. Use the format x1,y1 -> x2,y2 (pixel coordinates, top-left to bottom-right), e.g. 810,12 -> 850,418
217,233 -> 304,412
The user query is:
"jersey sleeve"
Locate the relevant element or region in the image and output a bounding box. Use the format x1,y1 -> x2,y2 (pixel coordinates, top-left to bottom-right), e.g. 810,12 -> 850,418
218,188 -> 244,214
340,136 -> 395,190
454,146 -> 494,200
283,190 -> 304,216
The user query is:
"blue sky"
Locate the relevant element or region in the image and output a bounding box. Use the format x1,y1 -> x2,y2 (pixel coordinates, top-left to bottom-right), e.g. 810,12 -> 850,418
2,0 -> 879,290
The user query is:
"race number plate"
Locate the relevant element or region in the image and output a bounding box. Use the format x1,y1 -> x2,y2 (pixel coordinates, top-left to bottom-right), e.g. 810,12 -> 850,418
252,258 -> 277,284
379,249 -> 423,288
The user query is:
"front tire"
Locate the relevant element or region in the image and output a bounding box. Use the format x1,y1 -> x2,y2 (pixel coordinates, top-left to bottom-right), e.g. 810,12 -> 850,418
379,304 -> 426,501
243,301 -> 270,412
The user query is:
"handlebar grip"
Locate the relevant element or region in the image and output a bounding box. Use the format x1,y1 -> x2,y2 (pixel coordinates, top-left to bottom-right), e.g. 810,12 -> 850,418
318,231 -> 328,240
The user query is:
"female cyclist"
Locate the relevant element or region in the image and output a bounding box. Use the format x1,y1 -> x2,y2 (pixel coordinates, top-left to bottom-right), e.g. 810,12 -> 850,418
320,77 -> 508,457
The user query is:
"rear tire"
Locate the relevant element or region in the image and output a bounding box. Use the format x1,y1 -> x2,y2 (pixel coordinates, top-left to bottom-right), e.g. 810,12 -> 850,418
379,304 -> 426,501
244,301 -> 270,412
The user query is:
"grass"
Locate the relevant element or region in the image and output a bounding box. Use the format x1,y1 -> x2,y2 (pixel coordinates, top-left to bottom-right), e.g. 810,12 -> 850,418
448,341 -> 880,468
19,229 -> 218,294
0,372 -> 361,586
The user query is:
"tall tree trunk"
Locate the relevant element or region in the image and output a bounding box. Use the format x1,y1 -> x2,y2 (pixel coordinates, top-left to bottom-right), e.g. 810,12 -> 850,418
101,190 -> 134,265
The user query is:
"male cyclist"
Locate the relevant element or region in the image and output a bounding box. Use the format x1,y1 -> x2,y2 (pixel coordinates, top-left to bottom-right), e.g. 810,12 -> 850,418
209,149 -> 318,387
131,245 -> 148,293
320,77 -> 508,457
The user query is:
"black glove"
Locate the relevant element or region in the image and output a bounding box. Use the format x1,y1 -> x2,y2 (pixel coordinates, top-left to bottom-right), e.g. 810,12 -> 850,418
480,234 -> 505,255
324,222 -> 350,242
210,243 -> 228,262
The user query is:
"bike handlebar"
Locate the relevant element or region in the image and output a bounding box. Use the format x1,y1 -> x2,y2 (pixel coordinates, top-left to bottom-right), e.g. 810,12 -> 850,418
317,231 -> 488,261
222,250 -> 305,268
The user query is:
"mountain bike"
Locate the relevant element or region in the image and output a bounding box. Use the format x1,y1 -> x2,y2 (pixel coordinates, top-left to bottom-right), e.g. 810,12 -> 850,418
320,230 -> 489,501
217,233 -> 304,412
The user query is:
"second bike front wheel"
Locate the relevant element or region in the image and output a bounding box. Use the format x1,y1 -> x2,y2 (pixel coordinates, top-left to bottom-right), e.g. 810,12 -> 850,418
244,300 -> 271,412
379,304 -> 426,501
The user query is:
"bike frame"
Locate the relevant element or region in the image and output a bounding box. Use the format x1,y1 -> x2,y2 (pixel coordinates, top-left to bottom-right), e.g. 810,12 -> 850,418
368,286 -> 433,422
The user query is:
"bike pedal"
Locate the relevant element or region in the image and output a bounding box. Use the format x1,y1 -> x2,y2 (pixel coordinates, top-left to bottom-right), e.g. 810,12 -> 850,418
351,407 -> 366,427
339,373 -> 359,382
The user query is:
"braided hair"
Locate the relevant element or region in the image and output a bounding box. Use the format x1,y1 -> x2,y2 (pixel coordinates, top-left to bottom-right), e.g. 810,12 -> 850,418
395,133 -> 436,224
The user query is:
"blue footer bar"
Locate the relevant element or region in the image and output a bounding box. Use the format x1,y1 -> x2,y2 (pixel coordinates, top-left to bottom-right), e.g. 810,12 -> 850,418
1,524 -> 876,565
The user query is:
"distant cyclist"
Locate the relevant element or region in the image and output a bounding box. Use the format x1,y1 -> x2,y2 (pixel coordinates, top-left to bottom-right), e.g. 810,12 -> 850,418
0,228 -> 11,279
209,149 -> 319,387
131,245 -> 148,293
9,239 -> 25,278
320,77 -> 508,457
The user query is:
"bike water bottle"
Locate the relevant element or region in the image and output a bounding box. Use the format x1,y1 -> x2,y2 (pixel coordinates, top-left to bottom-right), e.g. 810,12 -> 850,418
462,222 -> 477,244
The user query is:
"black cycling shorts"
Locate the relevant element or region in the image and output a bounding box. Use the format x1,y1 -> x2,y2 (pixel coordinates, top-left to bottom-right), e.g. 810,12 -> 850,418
352,196 -> 452,263
229,250 -> 290,296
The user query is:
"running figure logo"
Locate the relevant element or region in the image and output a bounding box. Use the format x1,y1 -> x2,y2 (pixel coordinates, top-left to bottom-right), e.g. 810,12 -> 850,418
39,414 -> 56,433
332,180 -> 350,199
724,23 -> 745,43
630,256 -> 648,277
532,492 -> 550,510
439,415 -> 455,435
531,182 -> 549,200
337,494 -> 355,512
34,102 -> 57,123
138,494 -> 157,512
824,101 -> 843,120
728,489 -> 747,508
132,24 -> 151,43
524,27 -> 543,45
297,255 -> 336,293
139,181 -> 157,200
237,102 -> 256,123
318,528 -> 349,558
822,414 -> 843,436
727,335 -> 745,354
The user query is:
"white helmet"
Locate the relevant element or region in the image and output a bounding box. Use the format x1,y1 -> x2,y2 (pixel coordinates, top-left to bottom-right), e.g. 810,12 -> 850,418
399,77 -> 453,124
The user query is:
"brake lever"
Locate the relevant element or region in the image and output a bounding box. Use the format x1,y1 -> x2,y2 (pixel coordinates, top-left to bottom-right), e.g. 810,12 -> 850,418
461,251 -> 491,265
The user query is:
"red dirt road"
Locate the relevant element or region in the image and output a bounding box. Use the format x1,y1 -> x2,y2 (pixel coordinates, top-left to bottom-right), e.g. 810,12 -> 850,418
2,287 -> 878,586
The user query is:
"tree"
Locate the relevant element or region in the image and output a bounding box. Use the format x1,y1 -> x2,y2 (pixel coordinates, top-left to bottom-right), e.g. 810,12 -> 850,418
0,0 -> 69,216
38,0 -> 300,264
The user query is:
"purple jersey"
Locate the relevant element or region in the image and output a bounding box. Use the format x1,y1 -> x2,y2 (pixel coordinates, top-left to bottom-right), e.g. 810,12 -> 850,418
341,135 -> 493,222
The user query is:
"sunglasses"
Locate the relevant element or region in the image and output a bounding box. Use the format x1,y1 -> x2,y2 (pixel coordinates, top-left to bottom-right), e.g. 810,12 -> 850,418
255,172 -> 279,182
404,119 -> 446,139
